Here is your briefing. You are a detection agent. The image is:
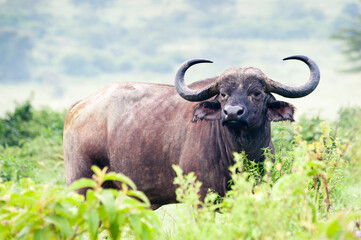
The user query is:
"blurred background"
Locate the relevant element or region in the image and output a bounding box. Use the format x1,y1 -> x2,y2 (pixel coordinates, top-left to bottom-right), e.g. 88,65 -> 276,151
0,0 -> 360,120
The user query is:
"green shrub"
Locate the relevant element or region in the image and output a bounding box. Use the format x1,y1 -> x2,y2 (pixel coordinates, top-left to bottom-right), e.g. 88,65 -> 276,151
0,100 -> 65,184
0,166 -> 160,240
297,115 -> 325,142
0,100 -> 34,147
0,146 -> 35,182
0,100 -> 65,147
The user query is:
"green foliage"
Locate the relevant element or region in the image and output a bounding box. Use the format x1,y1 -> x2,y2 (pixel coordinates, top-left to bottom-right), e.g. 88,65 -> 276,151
297,115 -> 325,142
0,166 -> 160,240
0,100 -> 65,184
0,133 -> 64,184
335,107 -> 361,140
0,100 -> 34,147
0,146 -> 35,182
0,99 -> 65,147
172,166 -> 203,208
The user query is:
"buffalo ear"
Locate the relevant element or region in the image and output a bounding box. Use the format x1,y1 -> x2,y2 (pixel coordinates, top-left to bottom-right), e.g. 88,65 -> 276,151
192,100 -> 222,122
267,101 -> 295,122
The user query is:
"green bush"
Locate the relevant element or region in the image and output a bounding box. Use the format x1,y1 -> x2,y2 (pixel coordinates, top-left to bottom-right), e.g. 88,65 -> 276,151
0,146 -> 35,182
0,100 -> 65,147
0,100 -> 34,147
0,166 -> 160,240
0,134 -> 64,184
0,100 -> 65,184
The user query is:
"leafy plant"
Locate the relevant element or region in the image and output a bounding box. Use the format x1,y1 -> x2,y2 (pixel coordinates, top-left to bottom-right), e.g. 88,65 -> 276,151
0,100 -> 65,147
0,147 -> 36,182
0,100 -> 65,184
0,166 -> 160,240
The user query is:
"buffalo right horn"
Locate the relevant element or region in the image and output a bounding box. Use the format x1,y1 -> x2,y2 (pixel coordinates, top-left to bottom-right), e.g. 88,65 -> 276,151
265,55 -> 320,98
175,59 -> 220,102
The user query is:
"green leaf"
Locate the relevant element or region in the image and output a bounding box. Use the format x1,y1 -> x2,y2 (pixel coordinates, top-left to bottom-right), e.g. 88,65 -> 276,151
65,196 -> 82,206
53,203 -> 73,220
34,227 -> 51,240
307,168 -> 323,176
14,190 -> 39,206
78,202 -> 88,216
117,213 -> 127,227
109,222 -> 120,240
172,165 -> 183,185
127,190 -> 150,206
96,190 -> 116,223
86,189 -> 96,202
307,161 -> 325,168
68,178 -> 96,192
0,230 -> 10,240
84,209 -> 99,240
103,172 -> 137,190
129,214 -> 142,237
142,210 -> 160,231
91,165 -> 103,176
121,197 -> 147,209
44,214 -> 73,238
142,224 -> 152,240
16,225 -> 32,239
325,218 -> 343,237
12,212 -> 34,235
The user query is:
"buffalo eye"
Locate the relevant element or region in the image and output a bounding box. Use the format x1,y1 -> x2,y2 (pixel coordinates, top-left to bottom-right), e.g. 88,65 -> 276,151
251,91 -> 262,99
220,92 -> 227,99
254,91 -> 261,97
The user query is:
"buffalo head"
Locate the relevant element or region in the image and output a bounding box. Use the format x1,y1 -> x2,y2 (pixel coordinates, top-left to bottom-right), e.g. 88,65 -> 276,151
175,56 -> 320,132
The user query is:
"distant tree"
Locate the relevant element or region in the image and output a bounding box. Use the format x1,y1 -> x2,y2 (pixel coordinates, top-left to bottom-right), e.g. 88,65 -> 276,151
332,1 -> 361,72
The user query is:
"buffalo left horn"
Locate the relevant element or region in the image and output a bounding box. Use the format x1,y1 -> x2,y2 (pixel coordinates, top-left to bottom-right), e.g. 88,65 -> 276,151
265,55 -> 320,98
175,59 -> 220,102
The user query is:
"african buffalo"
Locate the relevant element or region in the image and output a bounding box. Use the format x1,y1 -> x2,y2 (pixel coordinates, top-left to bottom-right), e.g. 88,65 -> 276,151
63,55 -> 320,209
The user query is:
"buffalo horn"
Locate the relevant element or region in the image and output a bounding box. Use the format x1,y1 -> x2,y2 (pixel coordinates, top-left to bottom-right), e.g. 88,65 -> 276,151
175,59 -> 220,102
265,55 -> 320,98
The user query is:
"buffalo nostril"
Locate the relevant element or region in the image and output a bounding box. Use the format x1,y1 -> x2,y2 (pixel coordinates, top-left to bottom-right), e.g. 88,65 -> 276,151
224,106 -> 246,118
237,108 -> 244,116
